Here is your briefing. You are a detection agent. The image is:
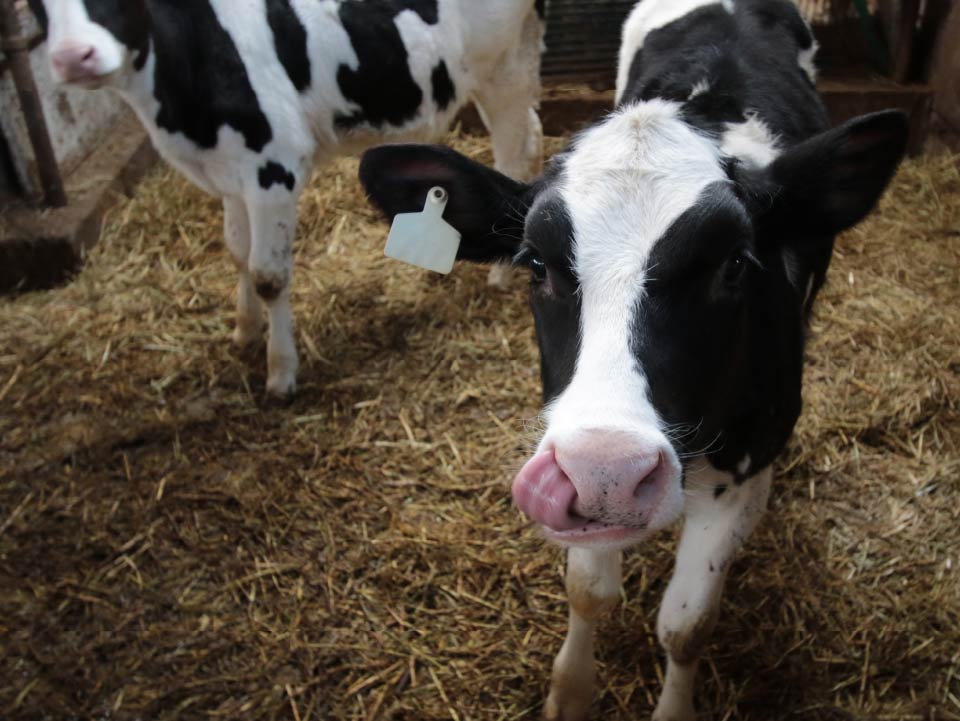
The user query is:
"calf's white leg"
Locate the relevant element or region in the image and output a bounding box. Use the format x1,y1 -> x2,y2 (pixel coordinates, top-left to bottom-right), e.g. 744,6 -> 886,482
653,463 -> 772,721
247,194 -> 299,398
544,547 -> 622,721
223,197 -> 263,348
473,8 -> 545,288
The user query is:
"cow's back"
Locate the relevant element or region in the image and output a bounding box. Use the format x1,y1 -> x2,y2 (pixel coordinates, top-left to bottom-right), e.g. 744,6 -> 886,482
617,0 -> 828,152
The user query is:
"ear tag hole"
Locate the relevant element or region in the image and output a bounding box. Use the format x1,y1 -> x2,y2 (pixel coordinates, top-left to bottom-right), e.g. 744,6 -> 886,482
384,186 -> 461,274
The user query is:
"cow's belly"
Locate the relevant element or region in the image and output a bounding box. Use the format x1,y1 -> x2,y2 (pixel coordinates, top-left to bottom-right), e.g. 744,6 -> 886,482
328,101 -> 466,156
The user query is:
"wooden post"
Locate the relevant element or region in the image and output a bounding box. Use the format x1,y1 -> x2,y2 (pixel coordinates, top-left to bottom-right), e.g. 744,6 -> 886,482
0,0 -> 67,207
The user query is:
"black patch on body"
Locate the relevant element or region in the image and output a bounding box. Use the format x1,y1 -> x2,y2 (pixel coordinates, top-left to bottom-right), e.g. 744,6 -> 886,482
403,0 -> 440,24
619,0 -> 827,146
266,0 -> 311,92
148,1 -> 273,152
335,0 -> 441,130
535,0 -> 546,19
26,0 -> 48,33
258,161 -> 296,191
713,484 -> 727,499
431,61 -> 456,110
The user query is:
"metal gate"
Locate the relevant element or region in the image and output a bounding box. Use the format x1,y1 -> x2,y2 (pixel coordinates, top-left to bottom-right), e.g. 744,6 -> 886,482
542,0 -> 892,80
542,0 -> 636,79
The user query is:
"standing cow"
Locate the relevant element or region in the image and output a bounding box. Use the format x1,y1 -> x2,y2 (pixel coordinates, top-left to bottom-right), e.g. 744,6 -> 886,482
360,0 -> 907,718
27,0 -> 544,398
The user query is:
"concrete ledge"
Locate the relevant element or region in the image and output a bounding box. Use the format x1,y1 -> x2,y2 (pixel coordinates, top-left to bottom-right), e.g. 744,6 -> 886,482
0,110 -> 157,294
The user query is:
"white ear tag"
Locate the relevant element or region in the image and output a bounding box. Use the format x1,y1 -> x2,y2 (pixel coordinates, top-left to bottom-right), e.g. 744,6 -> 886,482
384,186 -> 461,274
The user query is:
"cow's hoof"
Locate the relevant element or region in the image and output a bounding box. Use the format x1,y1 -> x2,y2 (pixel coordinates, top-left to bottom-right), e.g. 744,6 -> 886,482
486,263 -> 513,289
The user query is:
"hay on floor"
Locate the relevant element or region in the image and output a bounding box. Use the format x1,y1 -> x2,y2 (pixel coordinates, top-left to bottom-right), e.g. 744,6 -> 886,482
0,130 -> 958,721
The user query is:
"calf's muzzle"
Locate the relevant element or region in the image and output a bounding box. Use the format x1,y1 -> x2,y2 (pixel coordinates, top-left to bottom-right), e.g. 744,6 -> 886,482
512,429 -> 678,540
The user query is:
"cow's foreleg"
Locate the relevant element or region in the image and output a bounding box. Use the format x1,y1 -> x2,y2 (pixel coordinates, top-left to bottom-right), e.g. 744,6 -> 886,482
544,547 -> 621,721
247,193 -> 299,399
473,8 -> 544,289
223,197 -> 263,348
653,463 -> 772,721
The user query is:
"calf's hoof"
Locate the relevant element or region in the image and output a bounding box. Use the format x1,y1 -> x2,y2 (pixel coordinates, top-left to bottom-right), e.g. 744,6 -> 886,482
543,678 -> 592,721
651,696 -> 696,721
265,368 -> 297,402
233,323 -> 263,349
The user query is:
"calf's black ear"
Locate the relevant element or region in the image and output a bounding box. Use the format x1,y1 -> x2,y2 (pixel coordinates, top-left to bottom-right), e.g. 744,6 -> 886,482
359,144 -> 531,263
742,110 -> 908,236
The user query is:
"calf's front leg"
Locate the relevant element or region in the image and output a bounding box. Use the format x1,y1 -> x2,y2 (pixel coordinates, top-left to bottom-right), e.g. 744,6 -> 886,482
247,194 -> 299,399
223,197 -> 263,347
653,463 -> 772,721
544,548 -> 622,721
473,9 -> 544,289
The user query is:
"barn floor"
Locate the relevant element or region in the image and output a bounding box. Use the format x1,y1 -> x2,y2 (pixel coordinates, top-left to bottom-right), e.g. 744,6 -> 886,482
1,132 -> 958,721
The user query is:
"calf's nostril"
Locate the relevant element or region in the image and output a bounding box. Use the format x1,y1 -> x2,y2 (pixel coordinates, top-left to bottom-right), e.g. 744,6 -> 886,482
632,452 -> 663,498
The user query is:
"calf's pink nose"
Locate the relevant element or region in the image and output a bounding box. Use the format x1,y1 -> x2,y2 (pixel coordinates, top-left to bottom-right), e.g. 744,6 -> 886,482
51,44 -> 97,78
512,431 -> 670,532
556,431 -> 664,513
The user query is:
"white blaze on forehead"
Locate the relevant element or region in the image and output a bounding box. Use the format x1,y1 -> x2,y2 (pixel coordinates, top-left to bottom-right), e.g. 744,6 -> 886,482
543,100 -> 725,439
616,0 -> 735,103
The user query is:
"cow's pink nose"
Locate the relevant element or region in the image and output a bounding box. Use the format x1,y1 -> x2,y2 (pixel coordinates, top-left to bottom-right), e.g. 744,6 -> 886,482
512,430 -> 672,532
51,44 -> 97,80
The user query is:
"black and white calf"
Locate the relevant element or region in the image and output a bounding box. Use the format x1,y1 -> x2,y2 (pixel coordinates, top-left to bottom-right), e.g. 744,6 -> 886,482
360,0 -> 907,718
28,0 -> 544,397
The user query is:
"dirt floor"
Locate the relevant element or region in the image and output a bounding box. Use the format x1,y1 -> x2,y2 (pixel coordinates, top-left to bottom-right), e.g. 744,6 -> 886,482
1,132 -> 958,721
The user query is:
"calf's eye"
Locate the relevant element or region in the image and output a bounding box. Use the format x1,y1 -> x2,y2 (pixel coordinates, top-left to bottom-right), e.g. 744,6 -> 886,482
529,255 -> 547,283
515,247 -> 548,283
722,251 -> 756,286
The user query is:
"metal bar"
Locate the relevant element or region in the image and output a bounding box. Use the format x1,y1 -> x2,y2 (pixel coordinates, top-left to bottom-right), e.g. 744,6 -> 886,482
892,0 -> 921,83
852,0 -> 892,75
0,0 -> 66,207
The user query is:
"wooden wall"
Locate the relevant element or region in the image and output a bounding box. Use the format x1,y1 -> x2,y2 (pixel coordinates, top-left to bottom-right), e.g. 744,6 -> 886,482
930,2 -> 960,150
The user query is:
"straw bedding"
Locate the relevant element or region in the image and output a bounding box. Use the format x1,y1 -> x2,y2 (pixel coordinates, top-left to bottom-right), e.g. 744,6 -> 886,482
0,131 -> 957,721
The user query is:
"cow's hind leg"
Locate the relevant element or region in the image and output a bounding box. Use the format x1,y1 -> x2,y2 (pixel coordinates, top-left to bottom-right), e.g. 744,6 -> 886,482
472,7 -> 544,288
223,197 -> 263,348
653,463 -> 772,721
247,192 -> 300,399
544,548 -> 621,721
